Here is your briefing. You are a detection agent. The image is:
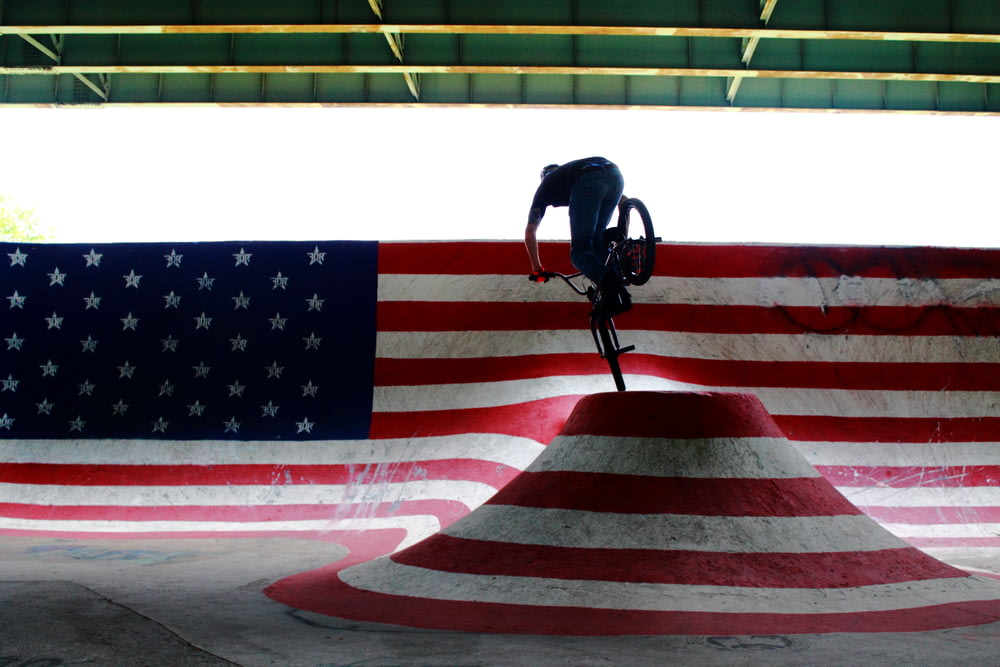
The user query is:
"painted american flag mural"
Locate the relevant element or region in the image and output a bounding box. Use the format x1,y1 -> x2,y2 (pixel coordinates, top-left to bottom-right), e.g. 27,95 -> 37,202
1,240 -> 1000,561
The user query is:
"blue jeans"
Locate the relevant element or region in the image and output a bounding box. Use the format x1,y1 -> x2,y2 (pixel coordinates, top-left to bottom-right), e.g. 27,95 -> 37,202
568,165 -> 625,283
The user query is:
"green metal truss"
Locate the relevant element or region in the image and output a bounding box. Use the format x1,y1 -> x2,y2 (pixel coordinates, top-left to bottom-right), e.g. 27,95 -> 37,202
1,0 -> 998,112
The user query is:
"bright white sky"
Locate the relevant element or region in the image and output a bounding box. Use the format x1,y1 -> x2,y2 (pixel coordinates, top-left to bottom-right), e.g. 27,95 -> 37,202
1,106 -> 997,247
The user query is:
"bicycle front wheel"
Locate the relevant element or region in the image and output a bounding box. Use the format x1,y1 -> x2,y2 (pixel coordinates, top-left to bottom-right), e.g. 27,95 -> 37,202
615,197 -> 656,286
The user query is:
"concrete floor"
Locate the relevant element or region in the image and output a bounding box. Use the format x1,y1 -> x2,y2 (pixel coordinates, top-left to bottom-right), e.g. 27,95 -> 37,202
3,535 -> 1000,666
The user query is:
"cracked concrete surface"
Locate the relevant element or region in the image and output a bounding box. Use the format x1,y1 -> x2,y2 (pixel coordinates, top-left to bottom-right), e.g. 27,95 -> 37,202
3,535 -> 1000,666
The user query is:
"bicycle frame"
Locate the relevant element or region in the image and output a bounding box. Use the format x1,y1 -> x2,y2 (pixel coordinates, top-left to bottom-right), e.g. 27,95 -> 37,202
542,271 -> 633,392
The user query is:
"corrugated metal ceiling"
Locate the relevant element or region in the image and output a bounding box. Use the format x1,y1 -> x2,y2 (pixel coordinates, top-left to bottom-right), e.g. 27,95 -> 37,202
1,0 -> 998,112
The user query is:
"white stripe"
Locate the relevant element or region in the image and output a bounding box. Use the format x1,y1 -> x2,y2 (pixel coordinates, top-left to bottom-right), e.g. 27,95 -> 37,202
442,506 -> 907,553
374,378 -> 1000,419
0,434 -> 544,470
882,523 -> 1000,540
376,329 -> 1000,364
340,559 -> 999,614
793,441 -> 1000,467
0,479 -> 499,509
533,435 -> 820,479
839,486 -> 1000,507
0,515 -> 439,549
378,274 -> 1000,308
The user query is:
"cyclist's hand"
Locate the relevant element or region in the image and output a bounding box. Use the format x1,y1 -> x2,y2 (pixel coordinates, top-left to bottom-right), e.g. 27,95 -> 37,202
528,269 -> 551,283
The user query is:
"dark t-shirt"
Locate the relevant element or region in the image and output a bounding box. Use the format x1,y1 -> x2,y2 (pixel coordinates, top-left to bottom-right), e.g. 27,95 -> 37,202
529,156 -> 614,220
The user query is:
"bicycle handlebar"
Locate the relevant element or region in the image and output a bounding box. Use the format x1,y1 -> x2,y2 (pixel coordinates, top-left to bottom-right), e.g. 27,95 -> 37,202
528,270 -> 588,296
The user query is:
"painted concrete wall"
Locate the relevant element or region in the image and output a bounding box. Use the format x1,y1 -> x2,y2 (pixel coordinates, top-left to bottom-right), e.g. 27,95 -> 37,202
1,240 -> 998,567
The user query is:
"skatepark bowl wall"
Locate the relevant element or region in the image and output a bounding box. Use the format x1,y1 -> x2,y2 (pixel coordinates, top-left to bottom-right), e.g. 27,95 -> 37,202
1,239 -> 999,633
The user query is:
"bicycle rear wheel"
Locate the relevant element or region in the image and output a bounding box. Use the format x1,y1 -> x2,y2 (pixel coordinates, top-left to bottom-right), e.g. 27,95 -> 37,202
615,197 -> 656,286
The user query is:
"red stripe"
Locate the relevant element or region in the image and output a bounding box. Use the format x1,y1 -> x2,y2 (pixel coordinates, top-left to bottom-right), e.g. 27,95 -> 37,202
486,472 -> 861,517
0,460 -> 520,487
0,499 -> 471,526
374,354 -> 607,385
818,465 -> 1000,488
369,395 -> 581,442
559,392 -> 784,438
775,416 -> 1000,443
378,241 -> 1000,279
267,572 -> 1000,635
392,534 -> 964,587
375,354 -> 1000,391
377,301 -> 1000,336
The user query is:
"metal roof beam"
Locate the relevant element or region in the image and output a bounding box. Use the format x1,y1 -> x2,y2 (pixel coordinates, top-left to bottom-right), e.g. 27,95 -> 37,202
365,3 -> 420,100
16,33 -> 109,100
2,24 -> 1000,44
729,0 -> 780,104
5,64 -> 998,86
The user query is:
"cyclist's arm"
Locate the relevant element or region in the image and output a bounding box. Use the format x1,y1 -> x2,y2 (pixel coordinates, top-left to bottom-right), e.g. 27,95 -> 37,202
524,207 -> 544,273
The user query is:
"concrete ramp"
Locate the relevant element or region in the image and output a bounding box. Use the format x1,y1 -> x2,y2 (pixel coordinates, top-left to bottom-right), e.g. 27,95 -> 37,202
267,391 -> 1000,635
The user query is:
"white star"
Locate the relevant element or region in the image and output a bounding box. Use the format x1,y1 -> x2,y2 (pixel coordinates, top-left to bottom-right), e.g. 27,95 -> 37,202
81,335 -> 99,353
232,291 -> 251,310
268,312 -> 287,331
82,249 -> 102,267
301,380 -> 319,398
223,417 -> 241,434
188,400 -> 206,417
229,334 -> 248,352
151,417 -> 169,433
194,312 -> 212,330
163,291 -> 182,309
77,379 -> 95,396
192,362 -> 211,379
270,272 -> 289,290
48,267 -> 67,286
303,332 -> 322,350
117,361 -> 136,379
227,380 -> 246,397
69,416 -> 86,432
305,294 -> 324,312
196,272 -> 215,290
39,359 -> 59,377
0,413 -> 13,430
1,375 -> 18,392
120,312 -> 140,331
164,249 -> 183,268
5,333 -> 24,351
83,291 -> 102,310
45,312 -> 64,330
7,291 -> 26,309
265,361 -> 284,379
7,247 -> 27,267
123,269 -> 142,288
295,418 -> 315,434
161,335 -> 179,352
111,400 -> 129,416
307,246 -> 326,265
260,400 -> 280,418
36,399 -> 54,415
159,380 -> 175,397
233,247 -> 252,266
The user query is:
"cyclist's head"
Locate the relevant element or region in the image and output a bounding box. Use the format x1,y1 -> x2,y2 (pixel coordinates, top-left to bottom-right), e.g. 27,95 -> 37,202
540,164 -> 559,180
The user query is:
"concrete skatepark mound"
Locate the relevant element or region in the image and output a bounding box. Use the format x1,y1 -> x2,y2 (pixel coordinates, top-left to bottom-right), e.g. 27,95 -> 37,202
267,391 -> 1000,635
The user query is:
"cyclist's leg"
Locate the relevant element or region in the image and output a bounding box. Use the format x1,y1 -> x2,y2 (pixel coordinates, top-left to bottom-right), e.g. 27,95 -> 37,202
593,168 -> 625,270
568,172 -> 611,284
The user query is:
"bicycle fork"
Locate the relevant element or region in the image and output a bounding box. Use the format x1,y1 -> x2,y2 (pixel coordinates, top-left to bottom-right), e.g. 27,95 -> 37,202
590,315 -> 636,392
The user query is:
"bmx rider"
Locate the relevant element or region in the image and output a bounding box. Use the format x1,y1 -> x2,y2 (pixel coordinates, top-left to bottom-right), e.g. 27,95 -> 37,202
524,156 -> 631,318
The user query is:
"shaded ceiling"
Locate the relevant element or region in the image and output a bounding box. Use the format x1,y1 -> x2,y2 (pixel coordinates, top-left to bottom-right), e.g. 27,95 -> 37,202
1,0 -> 999,112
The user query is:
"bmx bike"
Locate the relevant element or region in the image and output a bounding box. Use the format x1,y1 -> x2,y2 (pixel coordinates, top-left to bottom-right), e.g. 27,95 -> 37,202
533,197 -> 657,392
